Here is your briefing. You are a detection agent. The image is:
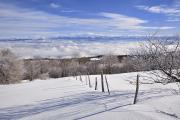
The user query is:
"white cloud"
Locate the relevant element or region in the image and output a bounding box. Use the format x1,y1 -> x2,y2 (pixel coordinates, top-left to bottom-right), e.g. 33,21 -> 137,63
136,5 -> 180,14
0,3 -> 176,38
50,3 -> 61,8
99,12 -> 147,28
167,19 -> 180,22
136,1 -> 180,22
100,12 -> 147,24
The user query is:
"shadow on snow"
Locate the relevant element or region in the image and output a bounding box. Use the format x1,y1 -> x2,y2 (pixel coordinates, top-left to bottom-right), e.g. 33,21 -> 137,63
0,88 -> 174,120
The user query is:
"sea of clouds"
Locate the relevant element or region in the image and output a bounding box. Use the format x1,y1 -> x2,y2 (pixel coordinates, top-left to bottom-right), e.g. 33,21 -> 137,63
0,38 -> 141,58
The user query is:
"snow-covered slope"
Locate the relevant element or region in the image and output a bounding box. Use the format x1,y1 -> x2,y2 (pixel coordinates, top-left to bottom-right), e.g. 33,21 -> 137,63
0,72 -> 179,120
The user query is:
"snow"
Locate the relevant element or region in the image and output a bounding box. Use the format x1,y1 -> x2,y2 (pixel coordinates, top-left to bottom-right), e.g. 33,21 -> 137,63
0,72 -> 180,120
90,57 -> 101,61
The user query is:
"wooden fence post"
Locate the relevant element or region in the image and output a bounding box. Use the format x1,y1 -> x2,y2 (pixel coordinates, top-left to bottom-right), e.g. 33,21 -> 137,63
101,72 -> 105,92
105,76 -> 110,95
88,73 -> 92,88
95,77 -> 98,90
133,74 -> 139,104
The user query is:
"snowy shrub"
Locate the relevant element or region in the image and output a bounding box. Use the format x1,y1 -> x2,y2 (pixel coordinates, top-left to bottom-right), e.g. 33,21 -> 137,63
0,49 -> 24,84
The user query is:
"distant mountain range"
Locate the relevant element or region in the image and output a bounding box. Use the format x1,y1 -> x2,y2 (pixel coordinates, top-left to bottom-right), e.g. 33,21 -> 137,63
0,36 -> 177,43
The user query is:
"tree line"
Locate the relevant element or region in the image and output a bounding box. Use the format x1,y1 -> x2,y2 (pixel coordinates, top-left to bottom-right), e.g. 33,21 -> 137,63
0,49 -> 133,84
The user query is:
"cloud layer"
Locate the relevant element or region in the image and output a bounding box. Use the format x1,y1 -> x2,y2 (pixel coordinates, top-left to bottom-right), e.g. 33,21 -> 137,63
0,39 -> 141,58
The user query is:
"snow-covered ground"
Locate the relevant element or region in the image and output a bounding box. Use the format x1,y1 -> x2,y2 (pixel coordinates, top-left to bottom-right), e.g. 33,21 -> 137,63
0,72 -> 180,120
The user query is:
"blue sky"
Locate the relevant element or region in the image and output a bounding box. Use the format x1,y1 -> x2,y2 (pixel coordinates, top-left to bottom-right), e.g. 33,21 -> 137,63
0,0 -> 180,38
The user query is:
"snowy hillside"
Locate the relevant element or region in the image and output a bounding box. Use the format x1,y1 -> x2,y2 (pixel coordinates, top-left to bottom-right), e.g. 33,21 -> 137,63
0,72 -> 180,120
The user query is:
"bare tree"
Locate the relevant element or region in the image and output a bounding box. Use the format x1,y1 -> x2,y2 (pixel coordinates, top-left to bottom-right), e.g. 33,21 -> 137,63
101,54 -> 119,74
131,36 -> 180,84
67,59 -> 80,76
25,60 -> 41,81
86,60 -> 101,75
0,49 -> 24,84
60,60 -> 70,77
49,66 -> 62,78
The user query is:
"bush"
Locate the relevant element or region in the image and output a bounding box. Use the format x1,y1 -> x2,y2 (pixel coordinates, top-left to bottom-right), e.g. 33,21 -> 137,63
0,49 -> 24,84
